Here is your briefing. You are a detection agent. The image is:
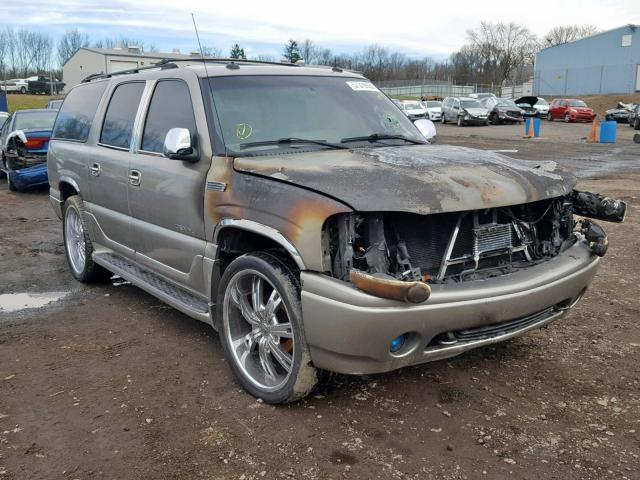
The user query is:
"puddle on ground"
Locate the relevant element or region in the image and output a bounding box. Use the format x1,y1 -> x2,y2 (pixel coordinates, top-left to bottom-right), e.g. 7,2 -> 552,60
0,292 -> 69,313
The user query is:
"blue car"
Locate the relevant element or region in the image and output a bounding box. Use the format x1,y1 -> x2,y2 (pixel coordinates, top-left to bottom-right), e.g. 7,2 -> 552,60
0,109 -> 58,192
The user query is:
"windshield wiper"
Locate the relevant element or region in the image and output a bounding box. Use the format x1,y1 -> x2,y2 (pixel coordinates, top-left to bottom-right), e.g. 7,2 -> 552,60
340,133 -> 426,145
239,137 -> 347,150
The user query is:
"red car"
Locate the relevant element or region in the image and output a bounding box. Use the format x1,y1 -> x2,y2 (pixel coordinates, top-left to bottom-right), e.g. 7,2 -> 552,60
547,99 -> 596,122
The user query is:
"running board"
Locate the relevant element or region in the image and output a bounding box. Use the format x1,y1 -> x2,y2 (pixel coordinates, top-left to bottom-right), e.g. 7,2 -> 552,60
93,252 -> 212,325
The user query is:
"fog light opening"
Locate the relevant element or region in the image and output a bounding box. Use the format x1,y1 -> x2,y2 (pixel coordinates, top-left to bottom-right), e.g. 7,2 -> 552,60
390,334 -> 406,353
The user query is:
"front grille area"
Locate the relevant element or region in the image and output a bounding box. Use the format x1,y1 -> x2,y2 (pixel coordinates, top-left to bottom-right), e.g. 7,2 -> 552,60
326,197 -> 574,284
384,197 -> 571,282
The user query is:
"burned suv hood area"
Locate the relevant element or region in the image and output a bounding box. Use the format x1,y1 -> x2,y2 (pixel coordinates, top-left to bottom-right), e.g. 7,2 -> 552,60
234,145 -> 576,215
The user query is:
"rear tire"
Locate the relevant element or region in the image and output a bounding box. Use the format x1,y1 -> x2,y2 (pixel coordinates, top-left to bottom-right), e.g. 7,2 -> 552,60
441,114 -> 446,124
635,118 -> 640,130
457,116 -> 464,127
19,87 -> 26,94
564,113 -> 570,123
62,195 -> 110,283
547,113 -> 553,121
217,252 -> 318,404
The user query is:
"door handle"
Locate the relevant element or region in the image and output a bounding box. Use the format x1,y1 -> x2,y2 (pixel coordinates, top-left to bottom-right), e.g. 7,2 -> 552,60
129,170 -> 141,187
90,163 -> 101,177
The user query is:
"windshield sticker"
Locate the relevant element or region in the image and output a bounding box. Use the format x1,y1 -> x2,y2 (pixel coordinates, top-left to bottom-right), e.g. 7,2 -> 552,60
236,123 -> 252,140
346,81 -> 378,92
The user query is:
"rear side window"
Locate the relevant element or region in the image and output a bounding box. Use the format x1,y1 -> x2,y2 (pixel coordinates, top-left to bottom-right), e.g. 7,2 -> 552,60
52,81 -> 108,141
100,82 -> 145,149
141,80 -> 196,153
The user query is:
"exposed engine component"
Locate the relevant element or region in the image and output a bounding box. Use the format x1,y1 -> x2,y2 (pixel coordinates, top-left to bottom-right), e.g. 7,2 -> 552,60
325,196 -> 577,286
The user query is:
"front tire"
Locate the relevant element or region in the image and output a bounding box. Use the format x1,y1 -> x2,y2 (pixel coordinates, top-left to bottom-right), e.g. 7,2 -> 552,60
457,116 -> 464,127
62,195 -> 110,283
217,253 -> 318,404
635,118 -> 640,130
19,87 -> 26,94
547,113 -> 553,121
564,113 -> 571,123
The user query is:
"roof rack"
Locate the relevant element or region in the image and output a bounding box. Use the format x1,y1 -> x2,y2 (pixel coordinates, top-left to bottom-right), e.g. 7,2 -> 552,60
157,57 -> 302,68
80,57 -> 355,84
81,62 -> 178,83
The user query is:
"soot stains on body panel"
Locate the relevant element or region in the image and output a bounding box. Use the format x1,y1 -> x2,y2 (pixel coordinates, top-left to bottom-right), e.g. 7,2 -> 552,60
234,145 -> 577,215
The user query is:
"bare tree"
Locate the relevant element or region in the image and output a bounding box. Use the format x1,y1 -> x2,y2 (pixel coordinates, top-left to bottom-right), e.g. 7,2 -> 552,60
298,39 -> 319,63
466,22 -> 539,85
544,25 -> 598,47
57,28 -> 89,67
201,46 -> 222,57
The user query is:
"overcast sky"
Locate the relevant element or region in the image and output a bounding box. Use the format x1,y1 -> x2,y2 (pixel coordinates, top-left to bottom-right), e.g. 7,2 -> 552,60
1,0 -> 639,59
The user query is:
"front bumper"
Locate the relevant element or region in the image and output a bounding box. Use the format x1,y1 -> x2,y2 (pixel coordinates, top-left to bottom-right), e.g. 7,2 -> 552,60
462,116 -> 488,124
301,240 -> 599,374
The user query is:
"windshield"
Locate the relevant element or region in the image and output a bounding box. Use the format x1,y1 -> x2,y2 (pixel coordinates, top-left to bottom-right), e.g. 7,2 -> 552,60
425,101 -> 442,108
496,99 -> 517,108
403,102 -> 422,110
569,100 -> 587,107
0,114 -> 8,129
207,76 -> 424,154
536,98 -> 548,105
460,100 -> 482,109
13,111 -> 57,130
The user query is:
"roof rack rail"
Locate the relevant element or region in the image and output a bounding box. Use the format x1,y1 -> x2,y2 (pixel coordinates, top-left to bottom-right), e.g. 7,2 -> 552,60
157,57 -> 302,68
81,62 -> 178,83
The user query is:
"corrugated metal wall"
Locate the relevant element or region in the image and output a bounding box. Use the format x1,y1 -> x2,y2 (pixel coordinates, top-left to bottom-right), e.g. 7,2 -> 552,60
534,25 -> 640,96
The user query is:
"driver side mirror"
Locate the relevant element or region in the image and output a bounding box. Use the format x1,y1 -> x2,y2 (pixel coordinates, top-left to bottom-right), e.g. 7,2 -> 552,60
163,128 -> 198,162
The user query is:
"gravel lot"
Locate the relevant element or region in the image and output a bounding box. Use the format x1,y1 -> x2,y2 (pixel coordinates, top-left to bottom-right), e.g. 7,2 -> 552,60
1,121 -> 639,480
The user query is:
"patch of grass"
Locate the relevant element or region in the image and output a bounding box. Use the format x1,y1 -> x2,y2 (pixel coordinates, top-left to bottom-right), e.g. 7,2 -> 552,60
6,94 -> 62,113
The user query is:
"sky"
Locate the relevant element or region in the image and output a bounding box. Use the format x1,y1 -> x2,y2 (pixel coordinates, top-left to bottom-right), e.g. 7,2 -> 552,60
1,0 -> 639,60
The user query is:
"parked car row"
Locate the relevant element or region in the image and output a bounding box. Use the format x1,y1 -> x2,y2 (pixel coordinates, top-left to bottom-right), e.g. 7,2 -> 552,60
0,76 -> 65,94
396,94 -> 609,126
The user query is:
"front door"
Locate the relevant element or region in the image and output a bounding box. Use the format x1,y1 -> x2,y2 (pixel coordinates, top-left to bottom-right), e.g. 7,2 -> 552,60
127,79 -> 210,290
86,81 -> 146,257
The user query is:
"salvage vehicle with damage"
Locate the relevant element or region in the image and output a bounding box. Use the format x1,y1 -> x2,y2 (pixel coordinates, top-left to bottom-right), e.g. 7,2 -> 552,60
48,59 -> 626,404
0,108 -> 57,191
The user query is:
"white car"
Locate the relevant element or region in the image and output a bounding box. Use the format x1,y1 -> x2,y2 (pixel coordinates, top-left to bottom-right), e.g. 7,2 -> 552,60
420,100 -> 442,121
399,100 -> 428,120
0,79 -> 28,94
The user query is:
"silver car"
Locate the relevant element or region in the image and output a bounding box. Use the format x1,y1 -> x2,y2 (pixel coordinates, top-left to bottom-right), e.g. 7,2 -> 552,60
48,61 -> 625,403
441,96 -> 490,126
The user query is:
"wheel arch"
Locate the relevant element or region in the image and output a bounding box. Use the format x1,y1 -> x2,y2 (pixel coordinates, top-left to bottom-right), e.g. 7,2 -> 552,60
59,176 -> 81,201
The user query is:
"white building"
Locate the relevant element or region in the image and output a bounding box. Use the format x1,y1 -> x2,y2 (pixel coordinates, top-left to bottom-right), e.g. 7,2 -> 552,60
62,47 -> 200,92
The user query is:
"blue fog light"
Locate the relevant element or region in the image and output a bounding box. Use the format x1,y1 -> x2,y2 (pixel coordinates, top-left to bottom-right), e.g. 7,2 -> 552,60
390,335 -> 406,353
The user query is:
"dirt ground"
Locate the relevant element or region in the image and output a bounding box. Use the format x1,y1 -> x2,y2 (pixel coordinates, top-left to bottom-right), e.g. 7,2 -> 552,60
1,122 -> 639,480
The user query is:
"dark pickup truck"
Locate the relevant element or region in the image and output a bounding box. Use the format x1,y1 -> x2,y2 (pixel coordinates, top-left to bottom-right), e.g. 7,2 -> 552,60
28,76 -> 65,95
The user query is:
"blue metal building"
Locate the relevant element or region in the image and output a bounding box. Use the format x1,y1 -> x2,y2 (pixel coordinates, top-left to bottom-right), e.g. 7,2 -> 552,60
534,24 -> 640,96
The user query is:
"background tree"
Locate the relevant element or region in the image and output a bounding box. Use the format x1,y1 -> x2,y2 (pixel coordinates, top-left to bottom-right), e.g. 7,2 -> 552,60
57,28 -> 89,66
282,40 -> 301,63
201,46 -> 222,57
229,43 -> 246,59
544,25 -> 598,47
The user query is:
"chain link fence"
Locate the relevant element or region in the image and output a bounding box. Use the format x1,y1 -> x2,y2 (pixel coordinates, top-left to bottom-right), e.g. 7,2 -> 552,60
376,79 -> 533,100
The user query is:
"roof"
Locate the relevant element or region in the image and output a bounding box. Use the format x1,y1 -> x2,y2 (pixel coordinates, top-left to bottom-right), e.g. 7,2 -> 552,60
539,24 -> 639,52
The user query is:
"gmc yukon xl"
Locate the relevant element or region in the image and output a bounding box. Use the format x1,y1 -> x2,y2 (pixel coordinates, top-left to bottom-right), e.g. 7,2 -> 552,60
48,60 -> 626,403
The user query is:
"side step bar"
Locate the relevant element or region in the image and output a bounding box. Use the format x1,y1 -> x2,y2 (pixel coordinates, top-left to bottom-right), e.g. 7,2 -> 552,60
93,252 -> 212,325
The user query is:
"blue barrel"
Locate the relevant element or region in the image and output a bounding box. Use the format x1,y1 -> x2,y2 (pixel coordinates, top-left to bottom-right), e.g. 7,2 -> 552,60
599,120 -> 617,143
525,117 -> 542,137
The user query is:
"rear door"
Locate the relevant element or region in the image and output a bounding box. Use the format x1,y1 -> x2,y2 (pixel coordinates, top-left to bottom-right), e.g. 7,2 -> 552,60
127,78 -> 210,289
87,81 -> 146,256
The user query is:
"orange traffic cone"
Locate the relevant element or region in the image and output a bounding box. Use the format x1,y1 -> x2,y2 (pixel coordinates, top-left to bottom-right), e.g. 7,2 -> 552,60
588,117 -> 598,143
528,118 -> 535,138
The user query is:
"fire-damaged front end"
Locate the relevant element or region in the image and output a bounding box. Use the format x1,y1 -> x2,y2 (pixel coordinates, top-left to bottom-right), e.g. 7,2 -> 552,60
233,146 -> 626,375
325,191 -> 622,300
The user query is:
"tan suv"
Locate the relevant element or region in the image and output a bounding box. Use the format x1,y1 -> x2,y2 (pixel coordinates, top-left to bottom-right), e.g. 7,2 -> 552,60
48,59 -> 625,403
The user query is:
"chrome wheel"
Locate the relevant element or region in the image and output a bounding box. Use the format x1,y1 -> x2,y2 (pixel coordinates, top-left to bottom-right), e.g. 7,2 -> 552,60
223,270 -> 294,392
64,206 -> 86,275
